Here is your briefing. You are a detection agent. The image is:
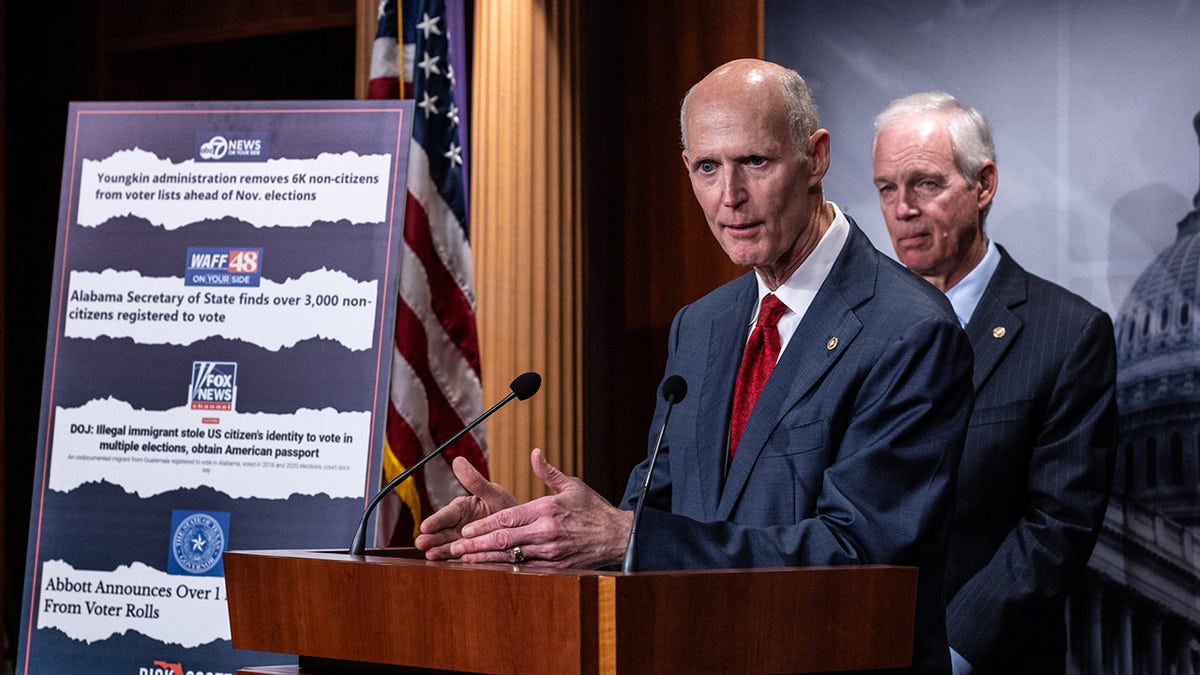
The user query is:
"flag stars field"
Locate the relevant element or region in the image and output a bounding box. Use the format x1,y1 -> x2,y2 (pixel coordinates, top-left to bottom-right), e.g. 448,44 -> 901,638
418,52 -> 441,78
419,92 -> 440,118
416,13 -> 441,38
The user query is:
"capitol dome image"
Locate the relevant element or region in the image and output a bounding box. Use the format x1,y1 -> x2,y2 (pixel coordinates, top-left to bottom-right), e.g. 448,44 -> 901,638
1113,112 -> 1200,525
1067,112 -> 1200,675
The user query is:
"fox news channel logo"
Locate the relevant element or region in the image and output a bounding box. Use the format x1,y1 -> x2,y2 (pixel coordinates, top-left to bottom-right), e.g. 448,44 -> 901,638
189,362 -> 237,411
195,132 -> 269,162
184,247 -> 262,287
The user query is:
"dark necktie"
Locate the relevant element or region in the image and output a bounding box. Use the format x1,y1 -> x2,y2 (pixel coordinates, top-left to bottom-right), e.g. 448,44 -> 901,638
729,294 -> 787,458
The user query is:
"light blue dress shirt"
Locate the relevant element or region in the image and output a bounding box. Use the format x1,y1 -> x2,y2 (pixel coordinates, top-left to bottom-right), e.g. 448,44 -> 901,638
943,239 -> 1001,327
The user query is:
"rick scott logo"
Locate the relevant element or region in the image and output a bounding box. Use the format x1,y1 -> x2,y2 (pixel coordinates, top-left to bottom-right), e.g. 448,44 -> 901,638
189,361 -> 237,411
167,509 -> 230,577
196,131 -> 269,162
138,660 -> 232,675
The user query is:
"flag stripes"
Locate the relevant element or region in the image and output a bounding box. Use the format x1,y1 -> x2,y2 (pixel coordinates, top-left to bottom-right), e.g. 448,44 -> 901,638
370,0 -> 484,545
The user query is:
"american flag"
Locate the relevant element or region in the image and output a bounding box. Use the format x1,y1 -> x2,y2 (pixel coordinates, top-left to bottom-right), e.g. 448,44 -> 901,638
367,0 -> 411,99
370,0 -> 486,545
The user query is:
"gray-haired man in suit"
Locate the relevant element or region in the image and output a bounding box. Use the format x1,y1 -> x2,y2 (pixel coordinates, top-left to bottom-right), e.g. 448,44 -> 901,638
872,92 -> 1118,675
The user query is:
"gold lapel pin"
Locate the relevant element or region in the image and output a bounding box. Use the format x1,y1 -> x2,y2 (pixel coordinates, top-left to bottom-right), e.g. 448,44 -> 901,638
826,337 -> 838,351
992,326 -> 1006,339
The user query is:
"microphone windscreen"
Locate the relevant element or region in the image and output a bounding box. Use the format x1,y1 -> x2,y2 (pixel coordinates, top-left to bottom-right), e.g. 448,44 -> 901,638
661,375 -> 687,403
510,371 -> 542,400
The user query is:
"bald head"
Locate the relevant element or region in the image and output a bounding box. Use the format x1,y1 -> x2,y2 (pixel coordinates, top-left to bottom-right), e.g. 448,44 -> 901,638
680,59 -> 820,155
678,58 -> 832,290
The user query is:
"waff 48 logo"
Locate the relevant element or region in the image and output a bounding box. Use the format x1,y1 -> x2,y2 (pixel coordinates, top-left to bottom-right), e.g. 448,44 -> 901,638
188,362 -> 237,411
184,247 -> 262,288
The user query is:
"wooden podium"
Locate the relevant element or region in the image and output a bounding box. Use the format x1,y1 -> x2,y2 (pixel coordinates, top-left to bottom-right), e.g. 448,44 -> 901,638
224,548 -> 916,674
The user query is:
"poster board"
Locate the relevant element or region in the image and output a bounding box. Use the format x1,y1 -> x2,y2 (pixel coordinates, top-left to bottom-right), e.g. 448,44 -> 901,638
16,100 -> 413,675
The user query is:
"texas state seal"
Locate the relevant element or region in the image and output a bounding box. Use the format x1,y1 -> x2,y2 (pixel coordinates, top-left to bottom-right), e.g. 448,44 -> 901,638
171,512 -> 225,575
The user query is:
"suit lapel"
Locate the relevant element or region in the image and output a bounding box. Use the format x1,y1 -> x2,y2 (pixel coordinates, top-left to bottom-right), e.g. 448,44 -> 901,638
695,276 -> 756,520
717,223 -> 874,518
965,248 -> 1026,392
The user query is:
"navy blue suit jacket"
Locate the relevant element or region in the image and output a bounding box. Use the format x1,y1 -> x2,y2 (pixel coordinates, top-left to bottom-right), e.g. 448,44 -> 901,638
621,220 -> 974,675
945,247 -> 1117,674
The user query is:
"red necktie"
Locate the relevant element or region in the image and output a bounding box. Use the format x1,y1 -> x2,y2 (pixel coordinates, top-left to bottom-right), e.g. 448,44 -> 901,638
729,294 -> 788,458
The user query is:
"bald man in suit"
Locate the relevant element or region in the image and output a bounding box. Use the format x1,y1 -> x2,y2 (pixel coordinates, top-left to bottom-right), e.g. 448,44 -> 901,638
418,61 -> 975,674
872,92 -> 1118,675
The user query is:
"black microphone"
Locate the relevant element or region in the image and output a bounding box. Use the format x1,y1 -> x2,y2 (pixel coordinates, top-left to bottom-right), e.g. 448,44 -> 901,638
621,375 -> 687,573
348,371 -> 542,556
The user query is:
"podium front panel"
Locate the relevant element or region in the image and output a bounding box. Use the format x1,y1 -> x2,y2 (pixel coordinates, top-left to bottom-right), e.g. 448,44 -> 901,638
225,549 -> 600,675
225,549 -> 916,674
597,565 -> 917,673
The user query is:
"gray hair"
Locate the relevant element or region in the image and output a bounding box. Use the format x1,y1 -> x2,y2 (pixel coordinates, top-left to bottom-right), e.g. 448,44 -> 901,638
680,66 -> 820,154
872,91 -> 996,186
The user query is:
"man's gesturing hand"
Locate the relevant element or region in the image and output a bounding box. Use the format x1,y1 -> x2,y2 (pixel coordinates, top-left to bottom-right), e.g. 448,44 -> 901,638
431,449 -> 633,569
414,455 -> 520,560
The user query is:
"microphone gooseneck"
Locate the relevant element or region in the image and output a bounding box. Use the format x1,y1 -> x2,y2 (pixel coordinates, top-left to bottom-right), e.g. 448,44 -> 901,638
348,371 -> 542,556
622,375 -> 687,573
